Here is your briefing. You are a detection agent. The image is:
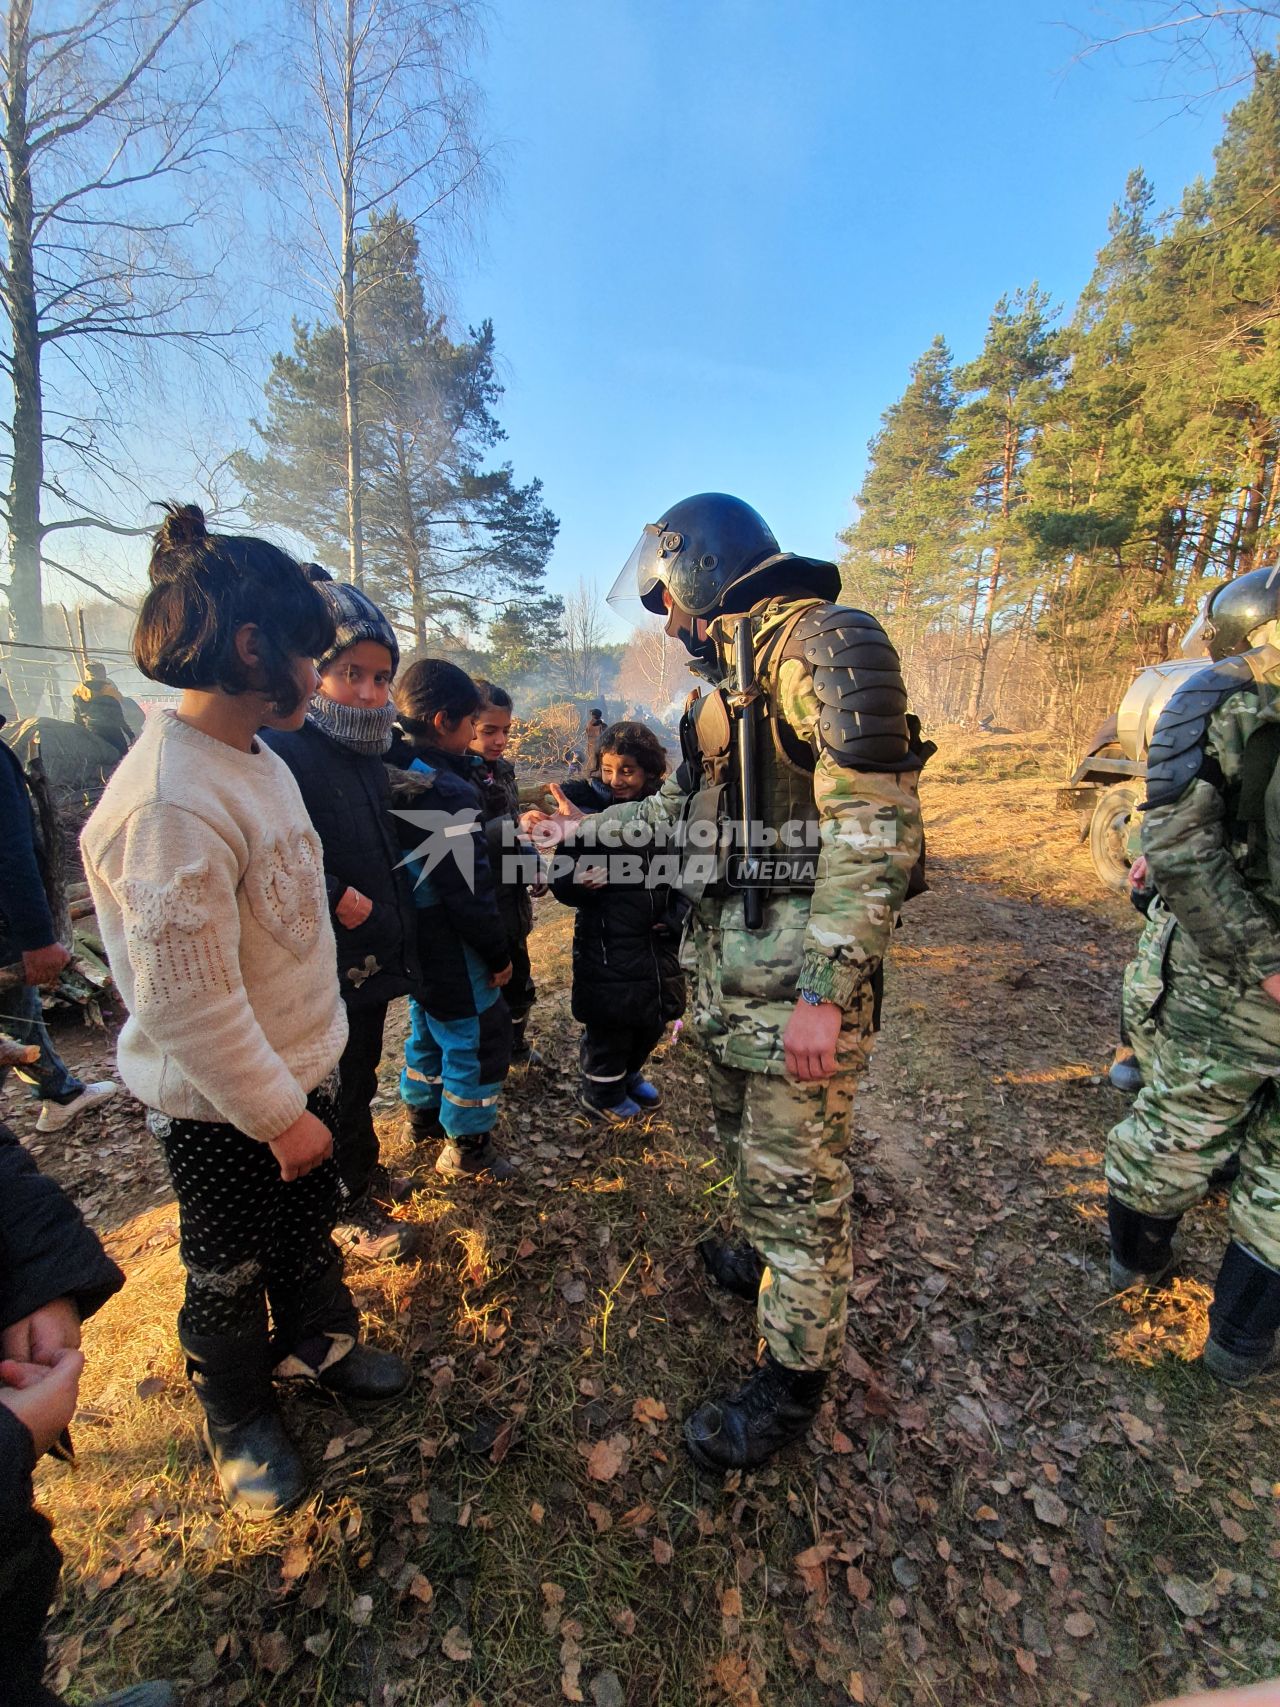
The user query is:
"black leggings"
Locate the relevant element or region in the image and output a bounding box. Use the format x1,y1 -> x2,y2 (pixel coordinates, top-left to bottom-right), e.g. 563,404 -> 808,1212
152,1076 -> 346,1344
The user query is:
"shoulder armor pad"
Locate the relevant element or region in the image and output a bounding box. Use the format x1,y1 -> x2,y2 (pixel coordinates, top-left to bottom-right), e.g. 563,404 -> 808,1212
1143,656 -> 1255,809
783,603 -> 916,771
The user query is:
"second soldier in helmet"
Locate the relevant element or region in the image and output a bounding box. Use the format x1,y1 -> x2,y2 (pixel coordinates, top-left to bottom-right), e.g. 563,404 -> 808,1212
533,493 -> 928,1469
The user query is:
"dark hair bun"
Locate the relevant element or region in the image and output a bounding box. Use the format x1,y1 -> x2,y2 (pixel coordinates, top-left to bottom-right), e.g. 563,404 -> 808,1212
151,501 -> 209,578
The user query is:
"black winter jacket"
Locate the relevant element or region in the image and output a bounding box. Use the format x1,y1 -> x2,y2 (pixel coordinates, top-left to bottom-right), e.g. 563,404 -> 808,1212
475,757 -> 534,945
551,779 -> 686,1031
0,731 -> 56,971
263,720 -> 420,1011
0,1119 -> 124,1669
388,742 -> 511,1021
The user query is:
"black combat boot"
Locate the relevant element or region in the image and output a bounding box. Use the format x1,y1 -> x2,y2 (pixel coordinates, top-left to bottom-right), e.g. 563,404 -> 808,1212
436,1132 -> 517,1181
1106,1194 -> 1180,1290
182,1326 -> 308,1519
697,1235 -> 765,1301
1203,1240 -> 1280,1386
683,1352 -> 827,1472
1108,1046 -> 1143,1093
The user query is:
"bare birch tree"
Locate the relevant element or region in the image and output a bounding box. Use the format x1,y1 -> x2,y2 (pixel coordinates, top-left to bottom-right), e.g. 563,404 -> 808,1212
269,0 -> 489,588
0,0 -> 240,642
555,579 -> 607,700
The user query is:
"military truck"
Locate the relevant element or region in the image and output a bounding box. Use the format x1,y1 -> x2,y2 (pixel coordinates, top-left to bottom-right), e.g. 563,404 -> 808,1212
1060,657 -> 1206,890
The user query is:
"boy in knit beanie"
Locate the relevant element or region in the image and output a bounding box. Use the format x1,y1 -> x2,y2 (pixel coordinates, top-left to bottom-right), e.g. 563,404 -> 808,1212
264,572 -> 423,1264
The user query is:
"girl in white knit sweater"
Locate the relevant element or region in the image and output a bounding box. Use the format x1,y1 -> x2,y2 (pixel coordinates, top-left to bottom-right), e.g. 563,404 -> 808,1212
81,505 -> 409,1518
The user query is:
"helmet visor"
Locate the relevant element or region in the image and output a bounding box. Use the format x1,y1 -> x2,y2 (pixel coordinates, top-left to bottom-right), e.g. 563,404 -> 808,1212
1179,600 -> 1211,658
606,522 -> 680,622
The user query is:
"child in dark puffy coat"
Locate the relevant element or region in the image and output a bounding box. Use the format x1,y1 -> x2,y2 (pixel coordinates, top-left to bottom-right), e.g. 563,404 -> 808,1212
392,661 -> 516,1180
469,680 -> 540,1068
263,574 -> 422,1266
551,721 -> 686,1123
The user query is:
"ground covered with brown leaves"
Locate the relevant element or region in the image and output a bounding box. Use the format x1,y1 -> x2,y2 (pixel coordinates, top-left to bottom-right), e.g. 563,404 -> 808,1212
12,754 -> 1280,1707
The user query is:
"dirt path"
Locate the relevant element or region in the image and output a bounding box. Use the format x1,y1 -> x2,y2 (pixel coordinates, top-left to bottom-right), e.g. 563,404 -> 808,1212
16,773 -> 1280,1707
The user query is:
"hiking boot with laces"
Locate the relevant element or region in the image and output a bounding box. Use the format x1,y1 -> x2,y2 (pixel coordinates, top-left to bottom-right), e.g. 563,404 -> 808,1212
697,1235 -> 765,1301
333,1192 -> 422,1263
684,1352 -> 827,1472
435,1135 -> 517,1181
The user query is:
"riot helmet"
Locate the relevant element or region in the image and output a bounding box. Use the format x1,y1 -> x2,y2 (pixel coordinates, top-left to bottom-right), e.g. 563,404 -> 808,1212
1202,566 -> 1280,660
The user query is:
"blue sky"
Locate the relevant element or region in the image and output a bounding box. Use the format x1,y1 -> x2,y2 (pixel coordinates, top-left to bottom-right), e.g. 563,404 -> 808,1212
45,0 -> 1252,635
441,0 -> 1243,631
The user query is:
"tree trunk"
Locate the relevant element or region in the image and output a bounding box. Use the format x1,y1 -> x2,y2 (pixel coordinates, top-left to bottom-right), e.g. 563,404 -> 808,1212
4,1 -> 44,643
339,0 -> 364,587
1237,425 -> 1271,575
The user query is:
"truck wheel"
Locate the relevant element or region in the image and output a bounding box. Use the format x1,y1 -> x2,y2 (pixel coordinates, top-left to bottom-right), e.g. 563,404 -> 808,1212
1089,781 -> 1141,891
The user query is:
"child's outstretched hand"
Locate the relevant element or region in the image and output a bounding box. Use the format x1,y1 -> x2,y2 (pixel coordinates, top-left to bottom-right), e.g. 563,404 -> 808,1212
0,1347 -> 84,1457
269,1109 -> 334,1182
577,863 -> 608,890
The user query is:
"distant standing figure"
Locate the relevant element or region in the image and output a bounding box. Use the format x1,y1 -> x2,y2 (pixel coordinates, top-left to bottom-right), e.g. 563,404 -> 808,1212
71,662 -> 132,761
584,708 -> 605,775
0,715 -> 118,1133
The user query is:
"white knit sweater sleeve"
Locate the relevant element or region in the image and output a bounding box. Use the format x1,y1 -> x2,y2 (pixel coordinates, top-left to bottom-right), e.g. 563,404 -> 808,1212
98,801 -> 310,1141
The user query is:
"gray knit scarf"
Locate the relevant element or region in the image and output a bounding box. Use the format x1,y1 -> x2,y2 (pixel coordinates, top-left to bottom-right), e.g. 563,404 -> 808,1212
307,693 -> 396,756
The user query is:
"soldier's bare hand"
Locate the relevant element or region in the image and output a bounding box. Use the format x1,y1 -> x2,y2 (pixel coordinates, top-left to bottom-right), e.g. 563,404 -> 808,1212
1263,973 -> 1280,1008
783,999 -> 842,1081
1129,854 -> 1149,890
547,783 -> 586,821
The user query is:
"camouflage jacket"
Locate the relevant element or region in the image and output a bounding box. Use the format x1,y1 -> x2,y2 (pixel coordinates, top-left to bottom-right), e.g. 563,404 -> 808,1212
1142,642 -> 1280,988
573,596 -> 924,1013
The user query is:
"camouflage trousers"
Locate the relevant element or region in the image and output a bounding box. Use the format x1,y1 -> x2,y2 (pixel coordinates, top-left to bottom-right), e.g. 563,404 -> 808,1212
1120,899 -> 1174,1080
705,983 -> 876,1372
1106,921 -> 1280,1268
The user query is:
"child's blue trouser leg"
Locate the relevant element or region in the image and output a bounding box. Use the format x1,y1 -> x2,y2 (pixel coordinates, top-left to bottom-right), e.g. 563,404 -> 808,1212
435,997 -> 511,1138
401,998 -> 444,1113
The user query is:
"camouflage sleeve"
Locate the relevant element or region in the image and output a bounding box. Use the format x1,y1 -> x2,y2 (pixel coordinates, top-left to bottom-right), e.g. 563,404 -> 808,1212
562,773 -> 685,840
1141,690 -> 1280,986
776,656 -> 924,1009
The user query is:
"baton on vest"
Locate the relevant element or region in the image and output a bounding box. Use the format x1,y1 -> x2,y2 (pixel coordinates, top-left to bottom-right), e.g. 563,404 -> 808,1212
734,616 -> 764,931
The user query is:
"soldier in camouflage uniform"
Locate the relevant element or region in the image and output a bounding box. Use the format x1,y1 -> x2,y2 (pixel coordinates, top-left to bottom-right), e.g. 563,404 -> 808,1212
1105,567 -> 1280,1385
531,494 -> 926,1468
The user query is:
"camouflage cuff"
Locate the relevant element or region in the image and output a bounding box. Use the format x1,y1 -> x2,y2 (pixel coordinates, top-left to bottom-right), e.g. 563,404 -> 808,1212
797,950 -> 869,1011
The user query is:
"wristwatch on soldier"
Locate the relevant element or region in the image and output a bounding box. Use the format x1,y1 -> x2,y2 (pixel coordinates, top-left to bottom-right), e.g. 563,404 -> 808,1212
798,988 -> 826,1007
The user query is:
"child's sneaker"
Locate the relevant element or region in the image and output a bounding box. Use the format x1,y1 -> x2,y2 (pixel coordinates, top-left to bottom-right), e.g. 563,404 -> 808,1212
626,1073 -> 662,1110
334,1194 -> 422,1263
578,1091 -> 643,1124
36,1080 -> 118,1132
436,1135 -> 516,1181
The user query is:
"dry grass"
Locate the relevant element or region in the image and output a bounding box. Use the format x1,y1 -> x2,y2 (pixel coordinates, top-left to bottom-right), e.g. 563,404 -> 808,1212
20,768 -> 1280,1706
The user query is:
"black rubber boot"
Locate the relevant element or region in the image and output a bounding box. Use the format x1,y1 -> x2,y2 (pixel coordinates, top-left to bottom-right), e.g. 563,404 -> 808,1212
318,1341 -> 412,1402
1106,1194 -> 1180,1290
697,1235 -> 765,1302
1203,1240 -> 1280,1386
182,1327 -> 308,1519
436,1134 -> 517,1181
683,1352 -> 827,1472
